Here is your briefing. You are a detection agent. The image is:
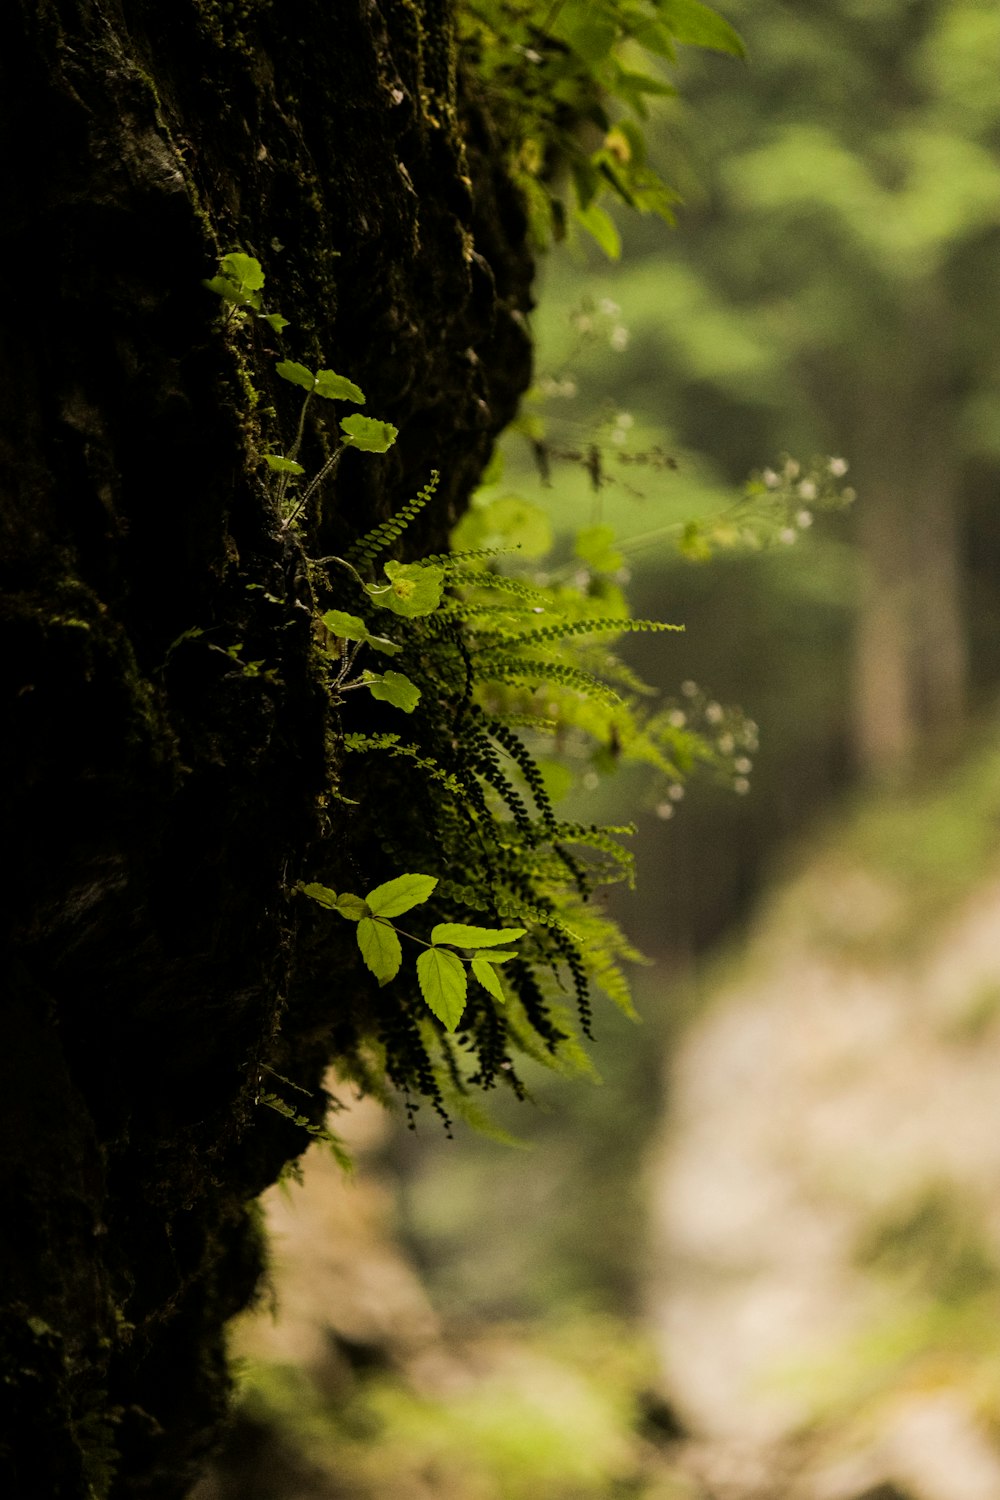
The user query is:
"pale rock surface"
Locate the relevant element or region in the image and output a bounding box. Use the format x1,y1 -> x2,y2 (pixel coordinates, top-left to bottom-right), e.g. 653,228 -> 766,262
648,855 -> 1000,1500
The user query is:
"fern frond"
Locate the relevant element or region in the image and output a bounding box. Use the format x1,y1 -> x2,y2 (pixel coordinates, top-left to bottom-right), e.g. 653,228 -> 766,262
344,470 -> 440,567
342,730 -> 469,798
416,545 -> 518,570
482,657 -> 624,706
447,568 -> 554,607
484,714 -> 558,830
491,616 -> 684,651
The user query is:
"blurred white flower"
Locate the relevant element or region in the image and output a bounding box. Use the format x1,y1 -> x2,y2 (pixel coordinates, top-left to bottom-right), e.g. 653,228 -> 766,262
797,479 -> 817,500
828,456 -> 848,476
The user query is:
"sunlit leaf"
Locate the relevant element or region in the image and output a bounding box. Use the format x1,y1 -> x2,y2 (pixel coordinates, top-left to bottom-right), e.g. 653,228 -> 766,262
276,360 -> 316,391
364,670 -> 421,712
263,454 -> 305,474
370,560 -> 444,618
471,955 -> 508,1004
357,916 -> 402,986
365,872 -> 438,918
430,923 -> 526,948
321,609 -> 369,642
220,252 -> 265,291
299,881 -> 339,909
340,414 -> 398,452
417,947 -> 467,1030
314,370 -> 365,404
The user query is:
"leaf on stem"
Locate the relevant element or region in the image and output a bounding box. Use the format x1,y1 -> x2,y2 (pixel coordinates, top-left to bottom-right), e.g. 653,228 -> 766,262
357,916 -> 402,986
364,670 -> 421,712
264,455 -> 305,474
369,560 -> 443,618
321,610 -> 401,655
365,873 -> 438,918
315,370 -> 365,403
430,923 -> 526,948
471,955 -> 509,1004
340,414 -> 398,452
276,360 -> 317,391
417,947 -> 468,1030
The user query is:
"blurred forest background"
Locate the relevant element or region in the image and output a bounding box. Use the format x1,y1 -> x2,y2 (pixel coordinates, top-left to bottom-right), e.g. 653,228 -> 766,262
196,2 -> 1000,1497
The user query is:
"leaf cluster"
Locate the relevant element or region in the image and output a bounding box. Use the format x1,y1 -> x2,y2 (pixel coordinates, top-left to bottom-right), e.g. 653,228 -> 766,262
458,0 -> 745,253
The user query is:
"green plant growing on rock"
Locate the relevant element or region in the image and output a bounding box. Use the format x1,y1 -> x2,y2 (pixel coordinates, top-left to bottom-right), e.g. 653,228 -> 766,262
205,253 -> 758,1127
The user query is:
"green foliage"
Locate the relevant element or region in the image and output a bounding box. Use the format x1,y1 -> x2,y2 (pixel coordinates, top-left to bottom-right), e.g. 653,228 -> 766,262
457,0 -> 744,252
205,252 -> 762,1129
299,874 -> 525,1032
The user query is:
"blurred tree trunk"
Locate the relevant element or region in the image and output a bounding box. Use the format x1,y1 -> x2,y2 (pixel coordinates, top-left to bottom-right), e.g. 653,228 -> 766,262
0,3 -> 532,1495
850,320 -> 967,780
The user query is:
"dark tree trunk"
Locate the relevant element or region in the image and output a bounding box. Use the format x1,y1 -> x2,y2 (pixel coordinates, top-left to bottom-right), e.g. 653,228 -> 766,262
0,3 -> 532,1494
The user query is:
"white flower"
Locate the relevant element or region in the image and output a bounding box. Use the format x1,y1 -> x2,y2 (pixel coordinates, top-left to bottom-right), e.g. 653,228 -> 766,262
828,456 -> 848,477
783,458 -> 800,479
842,486 -> 857,503
705,701 -> 723,723
681,680 -> 699,697
717,732 -> 735,754
584,771 -> 600,791
667,709 -> 687,728
796,509 -> 813,528
599,298 -> 621,316
614,411 -> 634,429
735,756 -> 753,774
668,783 -> 685,801
797,479 -> 817,500
610,325 -> 629,351
779,527 -> 797,544
762,468 -> 780,488
734,776 -> 751,795
560,378 -> 578,398
656,801 -> 675,820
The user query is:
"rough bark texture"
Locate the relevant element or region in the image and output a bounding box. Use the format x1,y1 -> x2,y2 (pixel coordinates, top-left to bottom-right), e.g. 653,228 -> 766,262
0,2 -> 533,1494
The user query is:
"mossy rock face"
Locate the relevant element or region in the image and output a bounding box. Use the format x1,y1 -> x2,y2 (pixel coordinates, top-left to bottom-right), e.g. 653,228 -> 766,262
0,2 -> 533,1493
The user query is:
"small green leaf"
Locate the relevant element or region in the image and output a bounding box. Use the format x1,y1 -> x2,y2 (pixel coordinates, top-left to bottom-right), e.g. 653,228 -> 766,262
220,252 -> 265,291
334,892 -> 371,920
321,609 -> 369,642
321,610 -> 401,655
314,370 -> 365,404
340,414 -> 398,452
659,0 -> 747,57
370,560 -> 443,618
264,455 -> 305,474
203,275 -> 248,305
365,872 -> 438,918
260,311 -> 290,334
430,923 -> 526,948
575,201 -> 621,259
299,881 -> 340,909
364,670 -> 421,712
364,633 -> 402,656
357,916 -> 402,986
276,360 -> 316,391
417,947 -> 468,1030
471,955 -> 508,1004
